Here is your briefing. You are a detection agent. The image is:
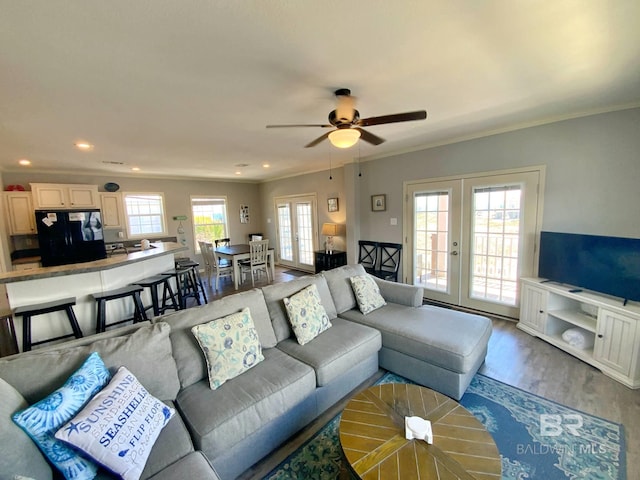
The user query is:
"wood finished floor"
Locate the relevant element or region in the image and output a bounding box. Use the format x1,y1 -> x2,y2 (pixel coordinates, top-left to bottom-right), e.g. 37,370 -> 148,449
198,267 -> 639,480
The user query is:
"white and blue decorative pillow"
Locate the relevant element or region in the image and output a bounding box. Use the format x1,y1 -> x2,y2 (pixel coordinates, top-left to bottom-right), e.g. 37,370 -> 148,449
283,284 -> 332,345
12,352 -> 111,480
350,274 -> 387,314
192,308 -> 265,390
55,366 -> 175,480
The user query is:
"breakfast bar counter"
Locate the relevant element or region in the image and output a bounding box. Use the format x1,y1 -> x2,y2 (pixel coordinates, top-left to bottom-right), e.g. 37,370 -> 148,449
0,242 -> 188,352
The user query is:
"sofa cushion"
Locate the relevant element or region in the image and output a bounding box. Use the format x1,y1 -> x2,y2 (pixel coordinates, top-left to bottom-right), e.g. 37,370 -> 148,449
13,352 -> 111,480
284,284 -> 332,345
262,275 -> 337,343
350,274 -> 386,314
0,323 -> 180,403
191,308 -> 264,389
164,289 -> 276,389
56,367 -> 175,480
276,318 -> 381,386
0,377 -> 53,480
339,303 -> 492,374
176,348 -> 315,455
321,264 -> 367,314
146,452 -> 220,480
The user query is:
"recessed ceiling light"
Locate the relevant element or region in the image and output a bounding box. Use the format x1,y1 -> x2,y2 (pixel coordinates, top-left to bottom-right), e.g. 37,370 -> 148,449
235,171 -> 242,175
75,142 -> 94,151
131,167 -> 141,171
262,163 -> 270,168
18,159 -> 31,166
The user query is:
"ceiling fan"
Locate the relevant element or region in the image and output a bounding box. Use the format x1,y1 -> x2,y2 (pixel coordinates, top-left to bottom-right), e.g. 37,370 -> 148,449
266,88 -> 427,148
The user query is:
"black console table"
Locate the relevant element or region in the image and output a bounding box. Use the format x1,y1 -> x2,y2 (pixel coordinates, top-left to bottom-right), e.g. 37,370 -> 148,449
314,250 -> 347,273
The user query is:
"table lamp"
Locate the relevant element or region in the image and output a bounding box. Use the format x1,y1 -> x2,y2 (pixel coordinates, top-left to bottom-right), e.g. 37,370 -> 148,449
321,223 -> 339,254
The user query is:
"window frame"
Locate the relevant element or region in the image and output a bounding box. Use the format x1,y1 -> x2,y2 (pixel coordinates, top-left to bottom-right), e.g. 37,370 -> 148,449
191,195 -> 229,253
122,192 -> 168,239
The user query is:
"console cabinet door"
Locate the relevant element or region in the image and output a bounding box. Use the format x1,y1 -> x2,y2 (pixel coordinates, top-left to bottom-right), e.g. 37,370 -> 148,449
519,283 -> 547,333
594,309 -> 637,376
4,192 -> 36,234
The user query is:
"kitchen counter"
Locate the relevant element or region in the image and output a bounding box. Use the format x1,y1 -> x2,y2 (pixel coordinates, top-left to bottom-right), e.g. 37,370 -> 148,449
0,242 -> 187,284
1,242 -> 189,352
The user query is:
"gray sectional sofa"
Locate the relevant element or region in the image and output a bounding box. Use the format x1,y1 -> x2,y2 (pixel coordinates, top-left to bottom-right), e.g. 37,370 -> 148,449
1,264 -> 492,480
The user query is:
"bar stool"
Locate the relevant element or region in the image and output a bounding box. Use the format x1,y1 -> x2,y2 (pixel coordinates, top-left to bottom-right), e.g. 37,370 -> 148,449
0,310 -> 19,357
13,297 -> 83,352
163,261 -> 208,309
133,275 -> 179,317
92,285 -> 148,334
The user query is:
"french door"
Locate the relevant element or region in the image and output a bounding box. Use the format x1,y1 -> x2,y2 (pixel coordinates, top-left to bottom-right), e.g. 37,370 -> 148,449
406,169 -> 543,318
274,194 -> 317,272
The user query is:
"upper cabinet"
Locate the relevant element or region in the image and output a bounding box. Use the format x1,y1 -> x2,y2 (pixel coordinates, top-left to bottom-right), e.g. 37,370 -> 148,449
100,192 -> 124,228
3,192 -> 36,235
30,183 -> 99,209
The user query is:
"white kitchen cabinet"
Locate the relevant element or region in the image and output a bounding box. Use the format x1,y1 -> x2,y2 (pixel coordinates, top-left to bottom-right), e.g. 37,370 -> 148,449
30,183 -> 99,209
100,192 -> 124,228
3,192 -> 36,235
518,278 -> 640,388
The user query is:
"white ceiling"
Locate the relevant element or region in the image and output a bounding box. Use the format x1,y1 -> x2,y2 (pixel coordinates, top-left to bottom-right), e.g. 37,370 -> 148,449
1,1 -> 639,182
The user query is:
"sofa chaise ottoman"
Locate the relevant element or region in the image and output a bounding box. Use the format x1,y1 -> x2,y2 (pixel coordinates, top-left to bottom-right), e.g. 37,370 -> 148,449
323,264 -> 493,400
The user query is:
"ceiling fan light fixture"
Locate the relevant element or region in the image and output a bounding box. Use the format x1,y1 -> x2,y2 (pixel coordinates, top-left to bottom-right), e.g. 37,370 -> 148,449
329,128 -> 360,148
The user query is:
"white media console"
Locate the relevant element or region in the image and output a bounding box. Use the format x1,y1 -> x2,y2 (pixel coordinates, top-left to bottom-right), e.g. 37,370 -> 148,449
518,277 -> 640,388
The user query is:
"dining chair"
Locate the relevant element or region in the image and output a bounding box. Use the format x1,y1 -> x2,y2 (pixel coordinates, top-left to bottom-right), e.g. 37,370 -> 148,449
201,241 -> 234,290
214,238 -> 232,267
240,239 -> 270,287
214,238 -> 230,248
358,240 -> 379,274
373,242 -> 403,282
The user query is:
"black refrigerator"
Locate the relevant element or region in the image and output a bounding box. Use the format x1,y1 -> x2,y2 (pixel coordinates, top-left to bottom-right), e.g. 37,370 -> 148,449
36,209 -> 107,267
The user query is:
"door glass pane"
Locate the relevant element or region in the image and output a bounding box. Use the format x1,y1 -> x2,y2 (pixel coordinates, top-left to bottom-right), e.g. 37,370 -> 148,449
471,185 -> 521,305
296,202 -> 314,265
414,192 -> 449,292
277,204 -> 293,261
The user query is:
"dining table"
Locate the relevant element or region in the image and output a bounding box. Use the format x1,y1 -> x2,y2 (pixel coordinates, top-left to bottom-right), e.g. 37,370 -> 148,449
215,244 -> 275,290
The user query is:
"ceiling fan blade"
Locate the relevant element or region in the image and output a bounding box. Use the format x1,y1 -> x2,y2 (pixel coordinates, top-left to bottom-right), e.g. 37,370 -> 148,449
357,110 -> 427,127
355,128 -> 385,146
266,124 -> 332,128
304,131 -> 331,148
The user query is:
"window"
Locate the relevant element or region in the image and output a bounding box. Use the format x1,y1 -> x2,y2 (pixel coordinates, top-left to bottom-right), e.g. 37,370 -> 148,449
123,193 -> 167,238
191,196 -> 228,251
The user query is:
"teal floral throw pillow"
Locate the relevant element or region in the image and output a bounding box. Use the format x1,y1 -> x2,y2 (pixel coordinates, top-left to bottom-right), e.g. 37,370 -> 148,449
12,352 -> 111,480
350,274 -> 387,314
283,284 -> 332,345
192,308 -> 264,390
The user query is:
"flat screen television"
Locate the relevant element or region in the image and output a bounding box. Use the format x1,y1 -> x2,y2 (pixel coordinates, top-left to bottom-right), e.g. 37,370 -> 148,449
538,231 -> 640,303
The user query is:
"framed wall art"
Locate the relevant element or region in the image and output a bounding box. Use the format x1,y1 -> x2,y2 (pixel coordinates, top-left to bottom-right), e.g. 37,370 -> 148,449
240,204 -> 250,223
371,194 -> 386,212
327,197 -> 339,212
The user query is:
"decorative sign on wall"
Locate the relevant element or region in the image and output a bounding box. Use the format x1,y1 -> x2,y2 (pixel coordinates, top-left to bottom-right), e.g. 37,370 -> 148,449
240,204 -> 250,223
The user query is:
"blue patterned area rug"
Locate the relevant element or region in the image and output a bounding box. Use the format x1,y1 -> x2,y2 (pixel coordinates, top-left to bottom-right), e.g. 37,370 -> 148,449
264,372 -> 626,479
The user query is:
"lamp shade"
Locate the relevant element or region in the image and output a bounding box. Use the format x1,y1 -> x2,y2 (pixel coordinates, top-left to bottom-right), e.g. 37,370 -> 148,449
321,223 -> 338,236
328,128 -> 360,148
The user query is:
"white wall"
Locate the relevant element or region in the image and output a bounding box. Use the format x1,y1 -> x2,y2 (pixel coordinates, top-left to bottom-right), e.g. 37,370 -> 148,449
354,107 -> 640,242
0,172 -> 262,264
258,168 -> 347,252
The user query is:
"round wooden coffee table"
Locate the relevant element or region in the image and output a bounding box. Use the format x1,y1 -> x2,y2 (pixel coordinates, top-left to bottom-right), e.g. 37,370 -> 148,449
339,383 -> 502,479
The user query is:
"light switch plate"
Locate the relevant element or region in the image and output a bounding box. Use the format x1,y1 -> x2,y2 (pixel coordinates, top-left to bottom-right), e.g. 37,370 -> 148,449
390,217 -> 398,225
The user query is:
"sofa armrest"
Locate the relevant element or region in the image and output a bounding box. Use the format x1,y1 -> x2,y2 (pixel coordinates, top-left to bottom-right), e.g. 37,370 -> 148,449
373,277 -> 423,307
